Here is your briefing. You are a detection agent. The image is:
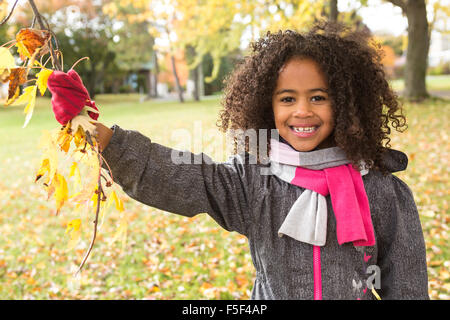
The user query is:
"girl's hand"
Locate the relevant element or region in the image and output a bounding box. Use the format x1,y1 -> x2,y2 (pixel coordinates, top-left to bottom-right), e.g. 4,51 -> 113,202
47,69 -> 99,125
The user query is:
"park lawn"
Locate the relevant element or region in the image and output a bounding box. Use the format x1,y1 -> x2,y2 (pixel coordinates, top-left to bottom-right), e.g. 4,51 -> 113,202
390,74 -> 450,92
0,93 -> 448,299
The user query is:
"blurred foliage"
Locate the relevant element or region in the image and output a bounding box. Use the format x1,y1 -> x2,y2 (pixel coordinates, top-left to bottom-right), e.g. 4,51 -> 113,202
376,34 -> 405,56
201,50 -> 241,95
49,3 -> 118,97
428,62 -> 450,75
4,0 -> 445,97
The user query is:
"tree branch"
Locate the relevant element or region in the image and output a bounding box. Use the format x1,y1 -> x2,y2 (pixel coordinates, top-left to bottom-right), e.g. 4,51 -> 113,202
385,0 -> 407,13
75,132 -> 103,275
0,0 -> 19,26
27,0 -> 62,71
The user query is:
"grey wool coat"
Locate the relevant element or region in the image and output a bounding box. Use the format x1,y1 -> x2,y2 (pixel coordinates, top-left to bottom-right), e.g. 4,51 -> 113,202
100,124 -> 430,300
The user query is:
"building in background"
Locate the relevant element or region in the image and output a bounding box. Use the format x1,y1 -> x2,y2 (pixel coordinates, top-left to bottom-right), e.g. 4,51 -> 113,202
429,31 -> 450,67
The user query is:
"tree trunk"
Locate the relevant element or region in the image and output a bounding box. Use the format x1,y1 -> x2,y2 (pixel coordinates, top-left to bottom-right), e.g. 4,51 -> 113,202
171,54 -> 184,103
186,45 -> 201,101
112,79 -> 120,94
198,61 -> 205,97
330,0 -> 338,22
146,69 -> 152,99
404,0 -> 429,101
152,50 -> 159,98
387,0 -> 429,101
193,64 -> 200,101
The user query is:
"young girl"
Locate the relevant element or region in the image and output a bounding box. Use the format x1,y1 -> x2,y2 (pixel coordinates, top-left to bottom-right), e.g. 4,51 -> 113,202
47,21 -> 429,300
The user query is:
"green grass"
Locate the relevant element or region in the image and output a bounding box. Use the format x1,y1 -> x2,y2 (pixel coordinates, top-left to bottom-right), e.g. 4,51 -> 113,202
0,93 -> 448,299
390,74 -> 450,92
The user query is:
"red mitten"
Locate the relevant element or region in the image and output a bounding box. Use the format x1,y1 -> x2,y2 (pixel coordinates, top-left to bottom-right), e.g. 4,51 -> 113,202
47,69 -> 99,125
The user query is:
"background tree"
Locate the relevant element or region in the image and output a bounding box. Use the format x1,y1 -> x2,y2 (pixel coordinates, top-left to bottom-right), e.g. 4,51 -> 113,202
185,45 -> 201,101
102,0 -> 157,97
172,0 -> 331,101
173,0 -> 246,86
330,0 -> 339,21
47,2 -> 117,98
386,0 -> 429,101
428,0 -> 450,36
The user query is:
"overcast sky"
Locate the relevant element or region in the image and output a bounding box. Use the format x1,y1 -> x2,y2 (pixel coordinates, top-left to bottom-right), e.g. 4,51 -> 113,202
340,0 -> 408,36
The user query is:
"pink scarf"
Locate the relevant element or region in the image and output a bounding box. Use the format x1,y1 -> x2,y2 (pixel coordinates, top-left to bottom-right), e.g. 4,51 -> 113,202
270,138 -> 375,247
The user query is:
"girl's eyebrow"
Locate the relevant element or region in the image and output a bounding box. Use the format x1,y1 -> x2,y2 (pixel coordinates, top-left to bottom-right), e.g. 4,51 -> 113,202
274,88 -> 328,95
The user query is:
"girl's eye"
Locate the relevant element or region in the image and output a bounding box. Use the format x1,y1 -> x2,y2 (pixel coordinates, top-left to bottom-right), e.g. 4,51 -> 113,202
311,95 -> 326,102
280,97 -> 295,103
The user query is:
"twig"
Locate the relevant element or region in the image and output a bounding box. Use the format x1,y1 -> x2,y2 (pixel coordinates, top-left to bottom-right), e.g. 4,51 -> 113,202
75,141 -> 103,275
100,173 -> 113,187
86,131 -> 115,185
74,130 -> 112,274
27,0 -> 62,71
31,15 -> 37,28
0,0 -> 19,26
71,57 -> 89,70
1,39 -> 16,48
40,53 -> 52,69
40,14 -> 61,55
99,154 -> 115,185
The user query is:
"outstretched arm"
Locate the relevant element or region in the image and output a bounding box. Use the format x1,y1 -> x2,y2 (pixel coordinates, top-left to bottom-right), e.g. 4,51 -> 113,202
98,124 -> 254,237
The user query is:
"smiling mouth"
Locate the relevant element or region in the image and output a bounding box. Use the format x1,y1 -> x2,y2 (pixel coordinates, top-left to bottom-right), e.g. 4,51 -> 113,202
289,125 -> 319,133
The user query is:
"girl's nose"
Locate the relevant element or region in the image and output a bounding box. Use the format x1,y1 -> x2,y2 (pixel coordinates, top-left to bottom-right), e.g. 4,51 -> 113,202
293,99 -> 314,117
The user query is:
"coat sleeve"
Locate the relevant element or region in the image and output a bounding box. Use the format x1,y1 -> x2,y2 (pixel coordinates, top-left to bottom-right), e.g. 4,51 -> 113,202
376,174 -> 429,299
99,124 -> 254,237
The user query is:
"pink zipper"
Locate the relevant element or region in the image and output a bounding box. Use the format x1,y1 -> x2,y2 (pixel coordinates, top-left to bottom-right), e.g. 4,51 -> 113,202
313,245 -> 322,300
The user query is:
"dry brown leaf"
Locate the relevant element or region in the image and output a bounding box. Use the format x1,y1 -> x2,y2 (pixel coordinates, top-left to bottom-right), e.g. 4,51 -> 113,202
15,28 -> 50,61
5,68 -> 27,104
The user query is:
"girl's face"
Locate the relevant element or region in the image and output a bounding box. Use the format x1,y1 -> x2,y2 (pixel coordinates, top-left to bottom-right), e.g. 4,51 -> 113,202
272,57 -> 335,152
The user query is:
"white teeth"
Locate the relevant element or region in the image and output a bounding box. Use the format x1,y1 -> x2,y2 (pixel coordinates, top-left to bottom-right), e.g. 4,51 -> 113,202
292,126 -> 317,133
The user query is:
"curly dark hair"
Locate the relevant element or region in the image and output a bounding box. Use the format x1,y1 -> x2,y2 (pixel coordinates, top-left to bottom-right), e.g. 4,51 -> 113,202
217,20 -> 407,176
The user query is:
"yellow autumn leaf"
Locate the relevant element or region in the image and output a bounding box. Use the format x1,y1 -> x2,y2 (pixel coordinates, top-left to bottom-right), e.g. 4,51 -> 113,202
69,191 -> 80,200
36,68 -> 53,95
70,177 -> 97,204
0,47 -> 17,81
4,68 -> 27,105
74,127 -> 84,147
65,219 -> 81,250
0,47 -> 17,71
91,185 -> 108,212
96,190 -> 120,228
35,158 -> 51,184
45,177 -> 56,201
69,162 -> 82,190
5,86 -> 19,104
57,125 -> 73,153
16,28 -> 49,61
70,112 -> 98,135
67,229 -> 81,250
54,173 -> 68,215
22,87 -> 37,128
10,85 -> 35,106
16,40 -> 31,60
10,85 -> 37,128
91,187 -> 99,209
65,218 -> 81,234
110,214 -> 128,249
110,190 -> 124,212
38,130 -> 59,182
